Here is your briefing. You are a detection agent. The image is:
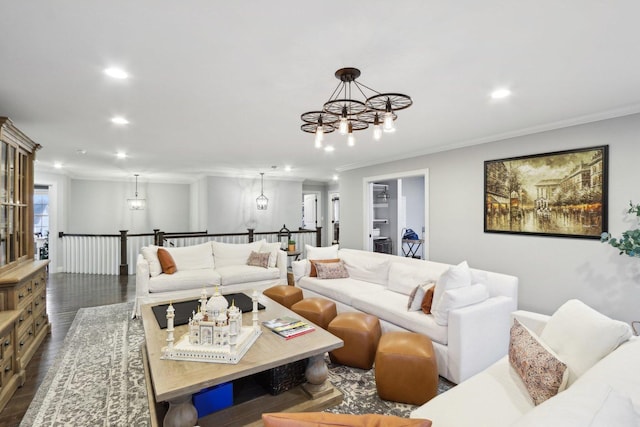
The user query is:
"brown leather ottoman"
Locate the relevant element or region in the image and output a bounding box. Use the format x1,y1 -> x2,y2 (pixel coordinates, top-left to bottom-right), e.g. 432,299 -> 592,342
328,312 -> 381,369
263,285 -> 303,309
374,332 -> 438,405
290,298 -> 337,330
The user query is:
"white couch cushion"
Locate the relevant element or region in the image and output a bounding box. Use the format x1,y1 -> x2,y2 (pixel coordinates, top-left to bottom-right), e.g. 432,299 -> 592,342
512,384 -> 639,427
165,242 -> 214,271
432,283 -> 489,326
410,356 -> 534,426
148,269 -> 221,293
141,245 -> 162,277
260,241 -> 282,268
388,261 -> 439,296
306,244 -> 339,260
352,289 -> 448,346
212,240 -> 265,268
297,276 -> 385,307
215,265 -> 280,285
339,250 -> 390,286
539,299 -> 633,385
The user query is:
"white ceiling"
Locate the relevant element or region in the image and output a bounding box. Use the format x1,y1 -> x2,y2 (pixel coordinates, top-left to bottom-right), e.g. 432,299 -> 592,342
2,1 -> 640,184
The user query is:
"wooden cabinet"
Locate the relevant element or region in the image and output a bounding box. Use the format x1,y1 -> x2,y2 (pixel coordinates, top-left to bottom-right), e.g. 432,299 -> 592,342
0,118 -> 48,408
0,310 -> 24,413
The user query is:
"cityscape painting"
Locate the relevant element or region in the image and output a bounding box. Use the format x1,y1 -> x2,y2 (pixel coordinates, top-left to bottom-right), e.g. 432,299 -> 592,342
484,146 -> 608,239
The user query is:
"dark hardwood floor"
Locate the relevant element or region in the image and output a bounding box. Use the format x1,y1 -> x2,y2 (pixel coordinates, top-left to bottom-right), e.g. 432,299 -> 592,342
0,273 -> 136,427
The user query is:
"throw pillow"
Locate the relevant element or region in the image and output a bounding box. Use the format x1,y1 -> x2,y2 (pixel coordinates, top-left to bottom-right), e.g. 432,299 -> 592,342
421,285 -> 436,314
247,251 -> 270,268
262,412 -> 432,427
309,258 -> 341,277
157,248 -> 177,274
164,242 -> 214,271
141,245 -> 162,277
408,281 -> 435,311
432,283 -> 489,326
539,299 -> 633,386
305,244 -> 339,260
261,241 -> 282,268
431,261 -> 472,315
509,319 -> 569,406
212,240 -> 264,268
315,261 -> 349,279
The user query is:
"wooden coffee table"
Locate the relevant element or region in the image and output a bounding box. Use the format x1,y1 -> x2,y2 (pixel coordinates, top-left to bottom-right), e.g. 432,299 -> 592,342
141,292 -> 344,427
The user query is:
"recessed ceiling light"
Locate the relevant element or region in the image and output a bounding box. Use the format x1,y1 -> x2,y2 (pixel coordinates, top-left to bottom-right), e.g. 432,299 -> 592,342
332,174 -> 339,181
111,116 -> 129,125
76,149 -> 87,155
54,162 -> 62,169
490,88 -> 512,99
116,152 -> 127,159
104,67 -> 129,79
284,165 -> 292,172
324,146 -> 335,152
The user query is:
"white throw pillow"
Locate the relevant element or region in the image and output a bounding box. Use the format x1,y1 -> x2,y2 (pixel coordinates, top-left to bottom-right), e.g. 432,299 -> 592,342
165,242 -> 214,271
539,299 -> 633,386
261,241 -> 282,268
432,283 -> 489,325
305,244 -> 339,260
212,240 -> 265,268
141,246 -> 162,277
388,262 -> 439,296
431,261 -> 472,314
291,259 -> 310,281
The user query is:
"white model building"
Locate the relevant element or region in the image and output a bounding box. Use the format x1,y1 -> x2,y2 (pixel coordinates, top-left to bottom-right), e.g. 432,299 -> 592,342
161,288 -> 262,364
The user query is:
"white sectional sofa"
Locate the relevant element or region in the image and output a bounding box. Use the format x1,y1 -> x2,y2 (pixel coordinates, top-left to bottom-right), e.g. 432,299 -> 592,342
292,247 -> 519,384
134,239 -> 287,317
411,300 -> 639,426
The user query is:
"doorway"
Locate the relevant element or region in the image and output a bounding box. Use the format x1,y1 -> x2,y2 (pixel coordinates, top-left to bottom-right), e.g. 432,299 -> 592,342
329,193 -> 339,244
363,169 -> 429,259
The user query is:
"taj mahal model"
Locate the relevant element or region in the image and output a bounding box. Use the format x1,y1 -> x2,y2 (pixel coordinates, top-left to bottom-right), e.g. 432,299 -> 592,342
161,288 -> 262,364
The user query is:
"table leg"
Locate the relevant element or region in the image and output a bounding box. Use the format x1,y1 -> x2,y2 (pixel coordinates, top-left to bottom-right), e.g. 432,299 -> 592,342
302,353 -> 331,398
163,394 -> 198,427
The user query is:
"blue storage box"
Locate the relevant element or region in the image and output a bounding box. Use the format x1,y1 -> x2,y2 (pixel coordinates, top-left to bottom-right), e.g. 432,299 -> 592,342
192,382 -> 233,418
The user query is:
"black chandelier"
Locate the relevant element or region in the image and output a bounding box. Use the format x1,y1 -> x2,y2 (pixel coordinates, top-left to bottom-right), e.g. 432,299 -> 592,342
301,67 -> 412,149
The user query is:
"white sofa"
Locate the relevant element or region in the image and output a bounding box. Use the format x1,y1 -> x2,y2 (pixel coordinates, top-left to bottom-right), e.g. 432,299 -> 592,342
411,300 -> 639,426
292,247 -> 519,384
134,239 -> 287,317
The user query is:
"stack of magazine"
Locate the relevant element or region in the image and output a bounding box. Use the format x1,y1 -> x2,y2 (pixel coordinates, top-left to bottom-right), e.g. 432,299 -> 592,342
262,316 -> 315,340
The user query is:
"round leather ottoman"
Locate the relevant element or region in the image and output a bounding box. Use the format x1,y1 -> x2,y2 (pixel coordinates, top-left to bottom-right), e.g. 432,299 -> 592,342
328,312 -> 381,369
374,332 -> 438,405
263,285 -> 303,309
290,298 -> 337,330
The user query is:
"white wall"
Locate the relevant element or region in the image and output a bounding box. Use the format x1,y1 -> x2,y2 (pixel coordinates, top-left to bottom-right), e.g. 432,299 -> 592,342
340,113 -> 640,324
206,176 -> 302,233
67,179 -> 190,234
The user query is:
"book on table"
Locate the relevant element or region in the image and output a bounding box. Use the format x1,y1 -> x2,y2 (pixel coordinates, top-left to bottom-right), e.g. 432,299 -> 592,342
262,316 -> 315,339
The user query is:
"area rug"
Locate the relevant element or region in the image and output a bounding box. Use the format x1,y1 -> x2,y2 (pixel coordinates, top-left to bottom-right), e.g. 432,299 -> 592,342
21,302 -> 454,426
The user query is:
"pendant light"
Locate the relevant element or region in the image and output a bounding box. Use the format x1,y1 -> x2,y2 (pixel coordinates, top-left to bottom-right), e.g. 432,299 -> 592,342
127,174 -> 146,210
256,172 -> 268,210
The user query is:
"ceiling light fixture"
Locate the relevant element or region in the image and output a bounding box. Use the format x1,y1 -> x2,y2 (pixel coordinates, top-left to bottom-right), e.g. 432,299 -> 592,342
301,67 -> 412,149
104,67 -> 129,79
111,116 -> 129,125
256,172 -> 268,210
491,88 -> 512,99
127,174 -> 146,210
116,151 -> 127,159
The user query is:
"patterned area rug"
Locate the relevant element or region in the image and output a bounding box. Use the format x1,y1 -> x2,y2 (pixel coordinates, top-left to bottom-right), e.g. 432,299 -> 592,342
21,302 -> 454,426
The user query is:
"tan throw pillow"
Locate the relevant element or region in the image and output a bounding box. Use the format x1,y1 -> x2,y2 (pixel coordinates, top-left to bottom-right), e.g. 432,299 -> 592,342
421,285 -> 436,314
315,261 -> 349,279
309,258 -> 341,277
408,281 -> 435,311
157,248 -> 177,275
247,251 -> 270,268
262,412 -> 432,427
509,319 -> 569,405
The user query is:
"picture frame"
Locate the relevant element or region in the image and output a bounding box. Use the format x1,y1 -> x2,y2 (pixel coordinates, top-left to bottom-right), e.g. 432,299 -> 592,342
484,145 -> 608,239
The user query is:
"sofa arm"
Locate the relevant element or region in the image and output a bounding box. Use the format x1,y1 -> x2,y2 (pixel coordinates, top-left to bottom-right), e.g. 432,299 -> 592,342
511,310 -> 550,336
276,249 -> 287,282
447,296 -> 514,384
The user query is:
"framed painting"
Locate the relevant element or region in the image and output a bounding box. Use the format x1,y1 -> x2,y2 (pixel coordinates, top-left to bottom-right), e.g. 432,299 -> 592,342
484,145 -> 608,239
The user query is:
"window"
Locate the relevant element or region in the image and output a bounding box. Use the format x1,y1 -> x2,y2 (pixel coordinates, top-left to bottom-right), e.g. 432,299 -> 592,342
34,186 -> 49,237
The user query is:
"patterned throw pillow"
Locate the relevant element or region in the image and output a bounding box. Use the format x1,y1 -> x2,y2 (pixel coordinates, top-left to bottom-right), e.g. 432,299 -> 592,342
509,319 -> 569,405
247,251 -> 270,268
314,261 -> 350,279
310,258 -> 341,277
408,282 -> 435,311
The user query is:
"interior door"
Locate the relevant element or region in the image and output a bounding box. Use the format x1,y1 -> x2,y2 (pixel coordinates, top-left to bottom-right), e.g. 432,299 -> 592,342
302,194 -> 317,229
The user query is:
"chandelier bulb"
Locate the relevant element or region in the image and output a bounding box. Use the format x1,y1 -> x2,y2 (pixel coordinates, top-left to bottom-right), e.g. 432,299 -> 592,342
315,127 -> 324,148
347,122 -> 355,146
383,111 -> 395,133
373,125 -> 382,141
